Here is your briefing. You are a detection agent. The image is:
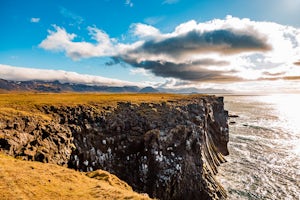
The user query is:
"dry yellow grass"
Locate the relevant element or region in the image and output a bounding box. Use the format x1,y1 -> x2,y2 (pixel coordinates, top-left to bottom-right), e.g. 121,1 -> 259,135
0,93 -> 203,120
0,153 -> 152,200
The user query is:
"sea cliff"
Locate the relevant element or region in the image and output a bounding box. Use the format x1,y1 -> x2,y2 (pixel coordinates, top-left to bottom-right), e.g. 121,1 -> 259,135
0,94 -> 229,200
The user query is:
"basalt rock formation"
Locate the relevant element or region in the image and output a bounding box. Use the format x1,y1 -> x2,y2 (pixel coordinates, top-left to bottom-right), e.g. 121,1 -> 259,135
0,95 -> 229,200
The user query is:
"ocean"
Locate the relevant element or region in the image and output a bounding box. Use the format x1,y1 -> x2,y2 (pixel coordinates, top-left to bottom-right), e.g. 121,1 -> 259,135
217,94 -> 300,200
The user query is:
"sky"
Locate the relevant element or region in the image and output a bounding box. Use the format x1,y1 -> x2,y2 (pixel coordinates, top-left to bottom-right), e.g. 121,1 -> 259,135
1,0 -> 300,93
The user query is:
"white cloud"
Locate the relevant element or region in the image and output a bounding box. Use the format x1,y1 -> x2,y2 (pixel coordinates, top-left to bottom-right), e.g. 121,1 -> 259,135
156,78 -> 300,94
0,64 -> 142,87
39,25 -> 117,60
173,20 -> 197,34
125,0 -> 133,7
162,0 -> 179,5
130,68 -> 152,77
30,18 -> 40,23
39,17 -> 300,86
131,23 -> 161,39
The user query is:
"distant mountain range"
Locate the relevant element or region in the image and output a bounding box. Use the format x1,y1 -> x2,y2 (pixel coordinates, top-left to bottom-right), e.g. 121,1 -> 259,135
159,87 -> 232,94
0,79 -> 157,93
0,78 -> 231,94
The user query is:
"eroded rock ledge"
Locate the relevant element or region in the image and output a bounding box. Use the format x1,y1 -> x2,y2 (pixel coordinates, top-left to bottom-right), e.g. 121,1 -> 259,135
0,95 -> 229,200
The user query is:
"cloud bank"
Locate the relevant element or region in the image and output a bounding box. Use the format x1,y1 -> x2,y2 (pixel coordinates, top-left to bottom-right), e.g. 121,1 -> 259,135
39,16 -> 300,84
0,64 -> 141,87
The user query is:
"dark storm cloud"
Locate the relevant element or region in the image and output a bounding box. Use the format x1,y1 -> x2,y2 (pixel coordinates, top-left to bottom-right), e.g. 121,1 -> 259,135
283,76 -> 300,80
123,58 -> 240,82
259,76 -> 300,81
105,57 -> 123,66
262,71 -> 300,81
111,27 -> 271,82
129,29 -> 271,58
263,71 -> 286,76
294,61 -> 300,66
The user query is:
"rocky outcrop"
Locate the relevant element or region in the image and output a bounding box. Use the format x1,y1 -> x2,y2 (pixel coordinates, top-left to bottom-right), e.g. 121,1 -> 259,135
0,95 -> 229,200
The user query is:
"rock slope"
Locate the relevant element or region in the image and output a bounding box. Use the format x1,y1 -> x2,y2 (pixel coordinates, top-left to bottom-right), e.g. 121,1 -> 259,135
0,95 -> 229,200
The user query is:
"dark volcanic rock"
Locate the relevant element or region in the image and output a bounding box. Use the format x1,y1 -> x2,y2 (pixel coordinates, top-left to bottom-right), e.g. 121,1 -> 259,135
0,96 -> 229,200
228,114 -> 239,118
0,118 -> 74,165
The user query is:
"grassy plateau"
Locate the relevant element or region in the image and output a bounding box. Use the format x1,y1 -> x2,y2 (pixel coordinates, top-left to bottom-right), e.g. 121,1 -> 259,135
0,93 -> 202,120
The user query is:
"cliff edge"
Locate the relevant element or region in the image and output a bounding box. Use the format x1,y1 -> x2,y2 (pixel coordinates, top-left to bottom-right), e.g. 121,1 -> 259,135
0,94 -> 229,200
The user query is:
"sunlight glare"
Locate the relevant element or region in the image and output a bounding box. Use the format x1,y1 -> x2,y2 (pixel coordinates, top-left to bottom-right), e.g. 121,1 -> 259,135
256,94 -> 300,154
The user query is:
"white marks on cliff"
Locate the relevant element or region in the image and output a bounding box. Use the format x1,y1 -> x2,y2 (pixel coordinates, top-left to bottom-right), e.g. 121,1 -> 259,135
220,126 -> 228,133
83,160 -> 89,166
74,155 -> 80,167
90,147 -> 96,158
186,140 -> 192,151
94,148 -> 113,165
166,146 -> 173,151
155,151 -> 164,162
140,156 -> 149,182
141,163 -> 148,175
107,147 -> 112,154
175,164 -> 181,171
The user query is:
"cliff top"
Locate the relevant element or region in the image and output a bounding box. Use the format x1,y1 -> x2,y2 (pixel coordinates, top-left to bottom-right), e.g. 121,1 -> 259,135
0,93 -> 206,120
0,153 -> 151,200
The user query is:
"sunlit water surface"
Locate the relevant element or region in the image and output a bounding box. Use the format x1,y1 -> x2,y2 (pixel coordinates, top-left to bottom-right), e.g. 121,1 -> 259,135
217,94 -> 300,200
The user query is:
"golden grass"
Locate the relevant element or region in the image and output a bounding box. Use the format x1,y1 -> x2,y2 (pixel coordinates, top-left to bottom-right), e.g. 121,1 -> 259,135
0,153 -> 152,200
0,93 -> 203,120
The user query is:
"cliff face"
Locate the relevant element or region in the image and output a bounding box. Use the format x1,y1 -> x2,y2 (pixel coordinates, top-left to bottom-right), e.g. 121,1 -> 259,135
0,95 -> 229,200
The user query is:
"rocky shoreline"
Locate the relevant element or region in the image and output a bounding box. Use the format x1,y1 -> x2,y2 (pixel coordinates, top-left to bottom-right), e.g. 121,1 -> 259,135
0,95 -> 229,200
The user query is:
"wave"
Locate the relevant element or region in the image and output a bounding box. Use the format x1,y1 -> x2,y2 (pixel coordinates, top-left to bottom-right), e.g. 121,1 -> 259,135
217,95 -> 300,200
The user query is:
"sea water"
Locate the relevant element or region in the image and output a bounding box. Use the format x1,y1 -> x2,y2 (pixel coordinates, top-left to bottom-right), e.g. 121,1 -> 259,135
217,94 -> 300,200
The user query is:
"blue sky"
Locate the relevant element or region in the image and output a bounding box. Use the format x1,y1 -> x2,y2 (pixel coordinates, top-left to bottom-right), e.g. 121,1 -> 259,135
1,0 -> 300,92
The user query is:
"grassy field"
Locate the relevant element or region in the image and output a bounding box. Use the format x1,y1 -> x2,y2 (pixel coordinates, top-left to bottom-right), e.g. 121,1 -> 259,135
0,93 -> 203,120
0,153 -> 151,200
